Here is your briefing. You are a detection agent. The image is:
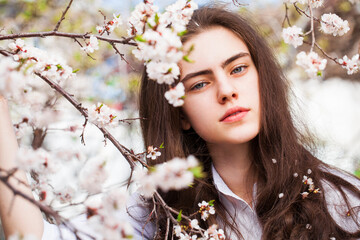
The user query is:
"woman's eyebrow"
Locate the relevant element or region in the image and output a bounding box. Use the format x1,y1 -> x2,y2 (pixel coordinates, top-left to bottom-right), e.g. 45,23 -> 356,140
181,52 -> 250,82
221,52 -> 250,68
181,69 -> 212,83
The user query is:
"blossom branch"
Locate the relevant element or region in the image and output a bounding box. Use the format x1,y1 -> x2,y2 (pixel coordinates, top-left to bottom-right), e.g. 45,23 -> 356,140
33,72 -> 137,169
0,31 -> 136,46
53,0 -> 74,32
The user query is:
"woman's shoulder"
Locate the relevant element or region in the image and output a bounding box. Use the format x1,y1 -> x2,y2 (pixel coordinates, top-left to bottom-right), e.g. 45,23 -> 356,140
319,165 -> 360,233
122,192 -> 156,239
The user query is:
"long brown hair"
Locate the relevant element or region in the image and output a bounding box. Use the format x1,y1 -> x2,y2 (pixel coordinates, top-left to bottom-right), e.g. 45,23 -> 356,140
138,6 -> 360,239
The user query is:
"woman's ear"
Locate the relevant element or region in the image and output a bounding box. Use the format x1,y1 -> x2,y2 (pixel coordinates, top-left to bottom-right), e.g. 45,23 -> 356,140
180,113 -> 191,130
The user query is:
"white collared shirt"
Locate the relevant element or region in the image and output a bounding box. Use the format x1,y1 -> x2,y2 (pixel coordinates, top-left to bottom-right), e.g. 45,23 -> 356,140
42,165 -> 360,239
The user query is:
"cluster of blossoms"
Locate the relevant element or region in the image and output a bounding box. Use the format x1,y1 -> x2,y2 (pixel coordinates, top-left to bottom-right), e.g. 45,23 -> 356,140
128,0 -> 198,106
174,223 -> 225,240
16,147 -> 84,204
338,54 -> 359,75
85,188 -> 134,239
79,156 -> 109,194
8,39 -> 75,84
283,0 -> 324,8
134,155 -> 201,197
164,82 -> 185,107
16,147 -> 59,174
320,13 -> 350,37
146,145 -> 161,160
282,26 -> 304,48
88,102 -> 119,128
81,35 -> 99,54
296,51 -> 327,78
301,174 -> 321,199
96,14 -> 123,35
198,200 -> 216,221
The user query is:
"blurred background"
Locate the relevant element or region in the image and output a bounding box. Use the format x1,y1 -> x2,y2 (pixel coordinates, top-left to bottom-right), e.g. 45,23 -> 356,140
0,0 -> 359,238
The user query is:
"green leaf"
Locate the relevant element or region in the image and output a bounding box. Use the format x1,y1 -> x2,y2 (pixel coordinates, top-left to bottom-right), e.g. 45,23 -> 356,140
183,55 -> 194,63
72,69 -> 80,73
317,71 -> 322,77
159,142 -> 164,149
154,13 -> 159,25
177,30 -> 187,37
177,210 -> 182,222
135,35 -> 146,42
208,200 -> 215,206
189,166 -> 205,178
355,169 -> 360,178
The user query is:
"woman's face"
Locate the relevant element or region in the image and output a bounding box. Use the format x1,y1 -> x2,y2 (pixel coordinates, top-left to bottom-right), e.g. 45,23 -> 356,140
179,26 -> 260,146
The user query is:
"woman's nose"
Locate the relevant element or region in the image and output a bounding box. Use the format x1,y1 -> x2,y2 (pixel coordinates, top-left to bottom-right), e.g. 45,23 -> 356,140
217,76 -> 238,104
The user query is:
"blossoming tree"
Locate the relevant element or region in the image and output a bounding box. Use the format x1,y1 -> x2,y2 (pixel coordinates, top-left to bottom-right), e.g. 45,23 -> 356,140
0,0 -> 359,239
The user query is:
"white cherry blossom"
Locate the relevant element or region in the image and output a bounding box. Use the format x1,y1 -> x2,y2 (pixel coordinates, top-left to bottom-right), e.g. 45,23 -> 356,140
8,38 -> 25,51
146,61 -> 180,85
127,0 -> 158,36
296,51 -> 327,78
320,13 -> 350,36
338,54 -> 359,75
79,157 -> 109,194
282,25 -> 304,48
164,82 -> 185,107
146,145 -> 161,160
134,155 -> 200,198
81,35 -> 99,53
198,200 -> 216,221
88,102 -> 118,128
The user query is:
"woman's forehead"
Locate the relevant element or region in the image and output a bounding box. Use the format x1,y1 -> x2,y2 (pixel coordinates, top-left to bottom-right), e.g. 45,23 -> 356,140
179,26 -> 251,73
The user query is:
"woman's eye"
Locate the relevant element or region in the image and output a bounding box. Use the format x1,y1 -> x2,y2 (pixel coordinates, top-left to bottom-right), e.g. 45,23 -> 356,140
191,82 -> 207,91
231,65 -> 247,74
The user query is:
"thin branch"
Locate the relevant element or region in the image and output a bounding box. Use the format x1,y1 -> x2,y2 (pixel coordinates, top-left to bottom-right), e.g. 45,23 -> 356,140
73,37 -> 96,60
165,217 -> 170,239
0,48 -> 10,56
309,5 -> 315,51
0,32 -> 137,46
33,73 -> 137,170
110,42 -> 136,71
53,0 -> 74,32
303,40 -> 339,63
282,3 -> 292,28
293,3 -> 320,23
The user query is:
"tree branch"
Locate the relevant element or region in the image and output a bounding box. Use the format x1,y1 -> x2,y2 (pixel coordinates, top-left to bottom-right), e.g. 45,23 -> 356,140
53,0 -> 74,32
0,32 -> 137,46
33,73 -> 137,170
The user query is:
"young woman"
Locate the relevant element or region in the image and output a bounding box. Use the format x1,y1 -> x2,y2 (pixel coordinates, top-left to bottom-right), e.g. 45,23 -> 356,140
1,5 -> 359,240
136,6 -> 360,240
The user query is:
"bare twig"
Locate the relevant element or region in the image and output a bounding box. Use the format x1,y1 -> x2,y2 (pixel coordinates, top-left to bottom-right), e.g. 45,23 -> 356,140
110,42 -> 136,71
293,3 -> 320,23
118,117 -> 144,124
309,6 -> 315,51
73,37 -> 96,60
0,48 -> 10,56
53,0 -> 74,32
282,3 -> 292,28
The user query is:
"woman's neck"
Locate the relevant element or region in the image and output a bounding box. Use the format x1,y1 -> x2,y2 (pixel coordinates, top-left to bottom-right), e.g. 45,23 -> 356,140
207,142 -> 256,206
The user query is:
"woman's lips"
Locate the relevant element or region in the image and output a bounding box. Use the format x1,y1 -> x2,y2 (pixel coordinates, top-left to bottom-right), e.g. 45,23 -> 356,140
220,107 -> 250,123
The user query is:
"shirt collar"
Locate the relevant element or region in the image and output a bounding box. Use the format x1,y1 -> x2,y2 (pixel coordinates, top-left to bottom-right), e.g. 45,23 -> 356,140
211,164 -> 257,209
